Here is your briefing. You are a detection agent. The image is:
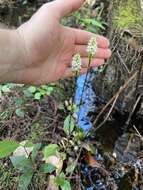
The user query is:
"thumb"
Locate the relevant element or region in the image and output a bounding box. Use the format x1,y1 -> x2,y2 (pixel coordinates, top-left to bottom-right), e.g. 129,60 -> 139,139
52,0 -> 85,18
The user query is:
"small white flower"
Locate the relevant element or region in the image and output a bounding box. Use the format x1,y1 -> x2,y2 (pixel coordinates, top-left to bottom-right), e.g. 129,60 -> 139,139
87,36 -> 97,56
71,53 -> 82,73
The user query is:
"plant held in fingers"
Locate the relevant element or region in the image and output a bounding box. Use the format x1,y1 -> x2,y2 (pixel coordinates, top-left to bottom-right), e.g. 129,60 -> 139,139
71,53 -> 82,75
87,36 -> 97,57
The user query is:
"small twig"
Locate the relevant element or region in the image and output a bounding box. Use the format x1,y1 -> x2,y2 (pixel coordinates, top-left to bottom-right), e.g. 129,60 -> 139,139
94,93 -> 119,132
69,146 -> 83,180
77,55 -> 92,123
93,72 -> 137,127
125,94 -> 142,127
133,125 -> 142,139
117,50 -> 130,74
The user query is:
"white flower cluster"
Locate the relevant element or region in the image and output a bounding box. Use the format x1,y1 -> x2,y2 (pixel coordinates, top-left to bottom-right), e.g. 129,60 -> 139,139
87,36 -> 97,56
71,53 -> 81,73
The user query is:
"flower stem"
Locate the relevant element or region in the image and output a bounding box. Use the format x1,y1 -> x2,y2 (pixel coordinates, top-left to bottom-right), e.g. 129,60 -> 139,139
77,54 -> 93,123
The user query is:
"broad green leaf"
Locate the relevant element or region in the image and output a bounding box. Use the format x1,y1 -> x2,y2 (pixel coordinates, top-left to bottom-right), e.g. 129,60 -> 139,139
15,108 -> 25,118
10,156 -> 33,172
40,163 -> 56,174
27,86 -> 37,93
0,140 -> 19,158
34,92 -> 41,100
54,175 -> 65,186
64,116 -> 75,135
39,89 -> 45,96
18,171 -> 33,190
43,144 -> 59,159
61,180 -> 71,190
46,87 -> 54,95
55,174 -> 71,190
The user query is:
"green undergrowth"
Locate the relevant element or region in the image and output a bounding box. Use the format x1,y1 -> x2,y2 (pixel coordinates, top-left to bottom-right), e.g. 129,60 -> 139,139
113,0 -> 143,31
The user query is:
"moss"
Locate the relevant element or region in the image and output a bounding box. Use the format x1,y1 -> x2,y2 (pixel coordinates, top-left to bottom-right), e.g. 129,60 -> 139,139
113,0 -> 143,29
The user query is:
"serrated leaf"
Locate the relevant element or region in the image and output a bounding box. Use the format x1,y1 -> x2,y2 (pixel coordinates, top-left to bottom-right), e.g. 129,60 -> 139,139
0,140 -> 19,158
15,108 -> 25,118
64,116 -> 75,135
18,171 -> 33,190
40,163 -> 56,174
43,144 -> 59,159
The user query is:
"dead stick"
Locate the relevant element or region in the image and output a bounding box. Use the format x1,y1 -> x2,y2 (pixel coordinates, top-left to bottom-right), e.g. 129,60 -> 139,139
93,72 -> 137,127
94,93 -> 120,132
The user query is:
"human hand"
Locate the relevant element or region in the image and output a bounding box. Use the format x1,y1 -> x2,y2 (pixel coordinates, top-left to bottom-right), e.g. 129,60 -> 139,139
16,0 -> 111,84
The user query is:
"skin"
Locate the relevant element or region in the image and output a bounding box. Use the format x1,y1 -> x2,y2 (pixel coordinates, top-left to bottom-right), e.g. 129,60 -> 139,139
0,0 -> 111,84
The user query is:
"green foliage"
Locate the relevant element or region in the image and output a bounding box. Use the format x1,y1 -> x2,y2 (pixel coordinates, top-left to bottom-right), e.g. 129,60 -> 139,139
10,156 -> 33,172
15,108 -> 25,118
40,163 -> 56,174
64,115 -> 75,135
73,12 -> 105,33
29,123 -> 44,142
31,143 -> 41,162
25,85 -> 54,100
114,0 -> 143,29
54,173 -> 71,190
66,161 -> 76,174
43,144 -> 59,159
0,84 -> 15,96
18,171 -> 33,190
0,140 -> 19,158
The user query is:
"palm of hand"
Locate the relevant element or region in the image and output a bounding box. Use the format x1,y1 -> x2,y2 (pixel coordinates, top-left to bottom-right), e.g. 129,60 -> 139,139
17,1 -> 111,84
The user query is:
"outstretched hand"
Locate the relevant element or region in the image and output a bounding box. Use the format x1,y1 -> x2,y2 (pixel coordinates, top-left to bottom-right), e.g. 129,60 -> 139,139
16,0 -> 111,84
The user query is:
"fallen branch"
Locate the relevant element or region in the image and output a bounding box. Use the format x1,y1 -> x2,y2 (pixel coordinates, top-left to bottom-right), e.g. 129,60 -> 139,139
93,71 -> 137,129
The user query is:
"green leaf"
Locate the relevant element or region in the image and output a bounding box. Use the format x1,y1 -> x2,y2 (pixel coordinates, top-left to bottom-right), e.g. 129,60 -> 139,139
61,180 -> 71,190
27,86 -> 37,93
46,87 -> 54,95
1,85 -> 10,93
43,144 -> 59,159
55,174 -> 71,190
14,98 -> 24,106
34,92 -> 42,100
0,140 -> 19,158
31,143 -> 41,162
23,89 -> 33,98
15,108 -> 25,118
66,161 -> 76,174
54,174 -> 65,186
40,163 -> 56,174
10,156 -> 33,172
18,171 -> 33,190
64,116 -> 75,135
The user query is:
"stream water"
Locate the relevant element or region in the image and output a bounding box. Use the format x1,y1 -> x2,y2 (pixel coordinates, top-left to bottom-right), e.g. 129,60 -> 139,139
75,72 -> 143,190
